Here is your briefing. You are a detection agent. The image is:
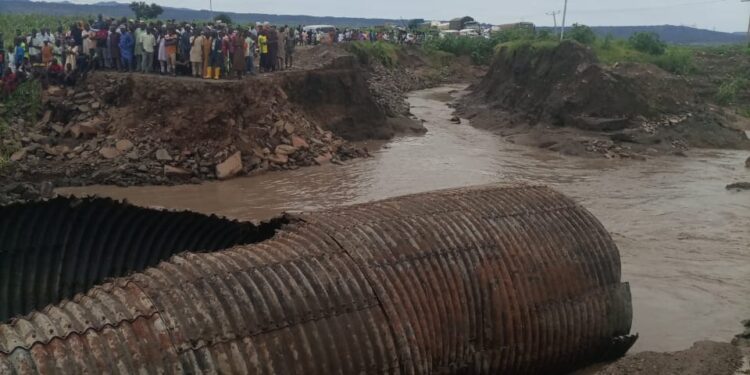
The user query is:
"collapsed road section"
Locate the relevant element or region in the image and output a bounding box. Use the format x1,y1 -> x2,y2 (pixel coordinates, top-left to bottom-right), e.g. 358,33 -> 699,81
0,184 -> 636,374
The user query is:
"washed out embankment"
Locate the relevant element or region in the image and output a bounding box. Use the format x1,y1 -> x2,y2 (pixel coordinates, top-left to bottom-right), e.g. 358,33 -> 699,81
0,45 -> 447,204
458,41 -> 750,158
0,184 -> 636,374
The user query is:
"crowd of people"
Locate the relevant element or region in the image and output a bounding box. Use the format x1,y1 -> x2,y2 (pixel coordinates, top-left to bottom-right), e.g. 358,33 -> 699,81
0,15 -> 415,97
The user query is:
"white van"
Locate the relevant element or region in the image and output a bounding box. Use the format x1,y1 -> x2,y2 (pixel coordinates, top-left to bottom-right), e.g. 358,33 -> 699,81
303,25 -> 336,34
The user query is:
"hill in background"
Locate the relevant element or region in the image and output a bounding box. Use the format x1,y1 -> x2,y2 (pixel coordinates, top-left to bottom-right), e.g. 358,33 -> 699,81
539,25 -> 745,45
0,0 -> 402,27
589,25 -> 745,45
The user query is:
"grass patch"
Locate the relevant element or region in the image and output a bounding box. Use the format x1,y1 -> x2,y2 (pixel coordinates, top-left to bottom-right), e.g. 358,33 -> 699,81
592,39 -> 694,75
498,39 -> 559,54
715,76 -> 749,105
345,41 -> 401,67
422,36 -> 499,65
0,79 -> 42,167
422,26 -> 547,65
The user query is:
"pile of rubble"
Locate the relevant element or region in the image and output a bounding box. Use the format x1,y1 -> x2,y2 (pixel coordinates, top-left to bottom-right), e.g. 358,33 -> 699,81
1,72 -> 368,202
366,64 -> 425,117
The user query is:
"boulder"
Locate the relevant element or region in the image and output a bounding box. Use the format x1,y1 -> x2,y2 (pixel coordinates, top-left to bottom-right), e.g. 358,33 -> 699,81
155,148 -> 172,161
284,123 -> 296,135
10,149 -> 27,162
746,156 -> 749,168
291,135 -> 309,149
275,144 -> 298,156
164,165 -> 192,177
44,145 -> 71,156
268,153 -> 289,165
314,152 -> 333,165
99,147 -> 121,159
215,151 -> 242,180
69,122 -> 100,138
37,111 -> 52,127
726,182 -> 750,191
116,139 -> 135,152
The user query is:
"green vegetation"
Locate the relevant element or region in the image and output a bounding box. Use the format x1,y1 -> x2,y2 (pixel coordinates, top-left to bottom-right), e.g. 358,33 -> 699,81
128,2 -> 164,19
213,13 -> 233,25
628,32 -> 667,55
346,41 -> 401,67
0,14 -> 82,46
567,24 -> 596,45
423,36 -> 497,65
0,80 -> 41,168
592,37 -> 694,74
420,22 -> 697,75
715,76 -> 749,105
422,26 -> 540,65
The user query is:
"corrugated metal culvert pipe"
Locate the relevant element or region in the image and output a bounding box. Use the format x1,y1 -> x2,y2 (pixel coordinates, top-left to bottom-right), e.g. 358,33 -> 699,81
0,197 -> 284,323
0,184 -> 636,374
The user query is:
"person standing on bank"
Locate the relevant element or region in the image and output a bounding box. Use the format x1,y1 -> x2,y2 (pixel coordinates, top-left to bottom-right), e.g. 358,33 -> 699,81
139,27 -> 156,73
189,30 -> 204,78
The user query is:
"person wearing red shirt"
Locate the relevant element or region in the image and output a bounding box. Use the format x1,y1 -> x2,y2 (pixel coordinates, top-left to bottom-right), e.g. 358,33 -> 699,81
1,68 -> 17,98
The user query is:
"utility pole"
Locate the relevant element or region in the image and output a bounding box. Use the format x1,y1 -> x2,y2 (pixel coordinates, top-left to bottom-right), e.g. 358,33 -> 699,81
744,0 -> 750,47
560,0 -> 569,41
209,0 -> 214,21
546,10 -> 561,36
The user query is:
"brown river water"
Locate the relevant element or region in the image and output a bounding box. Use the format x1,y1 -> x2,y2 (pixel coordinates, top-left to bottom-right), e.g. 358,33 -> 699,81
58,85 -> 750,354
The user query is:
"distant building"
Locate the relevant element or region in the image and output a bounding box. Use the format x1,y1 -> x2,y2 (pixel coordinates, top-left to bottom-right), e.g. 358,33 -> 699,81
449,16 -> 475,31
491,22 -> 536,32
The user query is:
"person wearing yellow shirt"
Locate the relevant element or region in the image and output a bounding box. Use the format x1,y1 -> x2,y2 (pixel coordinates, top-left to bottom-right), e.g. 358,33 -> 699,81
258,31 -> 268,73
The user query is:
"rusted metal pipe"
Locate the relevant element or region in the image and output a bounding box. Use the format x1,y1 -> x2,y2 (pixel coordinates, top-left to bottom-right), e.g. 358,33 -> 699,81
0,197 -> 281,323
0,184 -> 636,374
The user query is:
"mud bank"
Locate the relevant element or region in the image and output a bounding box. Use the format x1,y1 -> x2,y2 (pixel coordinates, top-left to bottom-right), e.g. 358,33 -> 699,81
585,334 -> 749,375
0,45 -> 453,204
458,41 -> 750,158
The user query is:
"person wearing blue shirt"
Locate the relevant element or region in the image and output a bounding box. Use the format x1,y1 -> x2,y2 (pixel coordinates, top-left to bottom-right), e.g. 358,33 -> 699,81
119,26 -> 135,72
14,40 -> 25,70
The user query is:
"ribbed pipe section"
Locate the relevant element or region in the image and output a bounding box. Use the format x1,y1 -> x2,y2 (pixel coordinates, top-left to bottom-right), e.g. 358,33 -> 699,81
0,197 -> 279,323
0,184 -> 636,374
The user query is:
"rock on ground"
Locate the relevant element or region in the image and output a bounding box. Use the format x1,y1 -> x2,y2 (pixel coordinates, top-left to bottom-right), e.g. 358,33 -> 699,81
726,182 -> 750,191
215,151 -> 242,180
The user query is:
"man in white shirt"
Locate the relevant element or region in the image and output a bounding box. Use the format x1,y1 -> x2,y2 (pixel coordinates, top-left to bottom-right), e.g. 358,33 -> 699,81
139,27 -> 156,73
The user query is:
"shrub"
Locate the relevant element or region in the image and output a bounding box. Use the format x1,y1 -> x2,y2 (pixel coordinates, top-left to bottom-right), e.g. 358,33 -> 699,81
423,35 -> 497,65
567,24 -> 596,45
346,41 -> 400,67
715,77 -> 748,105
492,26 -> 536,44
628,32 -> 666,55
652,47 -> 694,75
423,26 -> 538,65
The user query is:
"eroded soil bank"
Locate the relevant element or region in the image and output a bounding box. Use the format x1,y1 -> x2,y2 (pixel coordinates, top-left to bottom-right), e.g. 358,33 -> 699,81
458,41 -> 750,159
0,45 -> 477,204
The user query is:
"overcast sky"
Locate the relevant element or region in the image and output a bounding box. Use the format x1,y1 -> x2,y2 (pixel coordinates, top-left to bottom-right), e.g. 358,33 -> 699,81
52,0 -> 749,32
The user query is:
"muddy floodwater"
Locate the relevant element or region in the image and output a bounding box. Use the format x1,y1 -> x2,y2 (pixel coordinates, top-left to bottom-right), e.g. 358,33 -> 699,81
59,85 -> 750,354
